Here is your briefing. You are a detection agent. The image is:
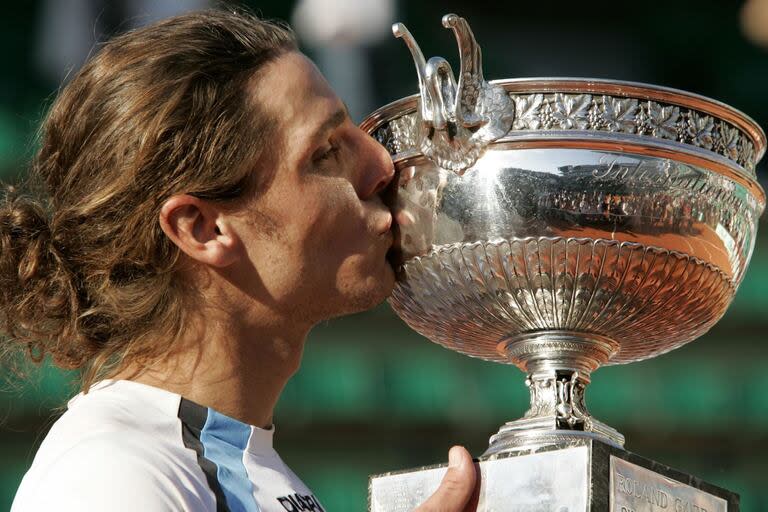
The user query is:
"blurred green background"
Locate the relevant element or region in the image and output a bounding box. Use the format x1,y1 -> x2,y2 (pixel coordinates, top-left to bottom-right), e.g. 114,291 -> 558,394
2,0 -> 768,510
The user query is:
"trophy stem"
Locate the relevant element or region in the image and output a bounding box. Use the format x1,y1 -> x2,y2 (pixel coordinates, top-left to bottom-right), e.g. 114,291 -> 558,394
485,330 -> 625,456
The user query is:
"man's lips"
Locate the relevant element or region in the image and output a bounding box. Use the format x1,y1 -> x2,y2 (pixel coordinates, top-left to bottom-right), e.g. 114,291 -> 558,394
383,228 -> 394,245
376,211 -> 393,236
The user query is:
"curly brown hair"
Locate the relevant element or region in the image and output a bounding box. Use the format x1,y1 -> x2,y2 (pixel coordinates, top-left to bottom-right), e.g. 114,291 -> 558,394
0,9 -> 297,390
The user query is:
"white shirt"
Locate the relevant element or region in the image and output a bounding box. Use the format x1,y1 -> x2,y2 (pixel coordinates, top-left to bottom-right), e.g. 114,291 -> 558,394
12,380 -> 325,512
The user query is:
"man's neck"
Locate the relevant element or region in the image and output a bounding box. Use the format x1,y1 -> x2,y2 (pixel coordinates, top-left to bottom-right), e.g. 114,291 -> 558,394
115,309 -> 312,429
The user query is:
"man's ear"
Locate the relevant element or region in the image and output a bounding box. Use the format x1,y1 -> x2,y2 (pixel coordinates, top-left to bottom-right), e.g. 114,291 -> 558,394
159,194 -> 240,268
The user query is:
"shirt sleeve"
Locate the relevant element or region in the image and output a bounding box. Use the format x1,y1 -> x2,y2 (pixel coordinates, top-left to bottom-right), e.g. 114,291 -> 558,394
12,436 -> 213,512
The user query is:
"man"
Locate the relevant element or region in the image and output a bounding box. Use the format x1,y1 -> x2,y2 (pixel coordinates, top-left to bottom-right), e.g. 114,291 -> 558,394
4,9 -> 476,512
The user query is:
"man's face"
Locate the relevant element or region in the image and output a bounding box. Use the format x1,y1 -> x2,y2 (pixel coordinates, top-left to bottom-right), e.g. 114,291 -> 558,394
231,52 -> 395,324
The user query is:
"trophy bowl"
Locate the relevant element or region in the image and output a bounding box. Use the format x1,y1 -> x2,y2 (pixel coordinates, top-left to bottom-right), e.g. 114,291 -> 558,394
361,14 -> 766,455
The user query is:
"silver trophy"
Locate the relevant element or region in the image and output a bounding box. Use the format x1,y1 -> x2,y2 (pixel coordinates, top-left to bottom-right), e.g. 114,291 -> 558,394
362,14 -> 765,512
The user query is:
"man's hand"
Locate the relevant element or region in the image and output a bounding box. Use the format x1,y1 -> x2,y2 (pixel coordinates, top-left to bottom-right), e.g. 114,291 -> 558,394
414,446 -> 478,512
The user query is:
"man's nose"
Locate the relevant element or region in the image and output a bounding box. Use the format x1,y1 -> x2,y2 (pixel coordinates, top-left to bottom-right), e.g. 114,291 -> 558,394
359,129 -> 395,199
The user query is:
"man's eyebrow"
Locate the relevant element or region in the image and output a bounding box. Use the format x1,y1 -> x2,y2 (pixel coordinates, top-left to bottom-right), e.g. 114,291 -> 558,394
312,105 -> 349,141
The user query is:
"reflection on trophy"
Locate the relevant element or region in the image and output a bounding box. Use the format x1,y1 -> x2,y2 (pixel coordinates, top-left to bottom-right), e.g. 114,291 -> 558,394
362,14 -> 765,512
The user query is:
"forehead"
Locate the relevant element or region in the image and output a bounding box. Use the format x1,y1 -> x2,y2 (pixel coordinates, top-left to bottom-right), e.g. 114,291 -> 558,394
251,52 -> 342,141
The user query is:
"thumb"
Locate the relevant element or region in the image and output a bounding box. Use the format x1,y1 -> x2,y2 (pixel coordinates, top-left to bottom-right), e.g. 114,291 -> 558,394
415,446 -> 477,512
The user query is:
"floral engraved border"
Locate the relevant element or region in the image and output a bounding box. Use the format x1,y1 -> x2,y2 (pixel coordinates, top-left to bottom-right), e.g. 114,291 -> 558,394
372,93 -> 757,176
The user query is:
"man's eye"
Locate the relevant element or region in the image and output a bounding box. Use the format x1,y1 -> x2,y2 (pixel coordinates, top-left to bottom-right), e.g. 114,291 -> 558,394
314,144 -> 340,164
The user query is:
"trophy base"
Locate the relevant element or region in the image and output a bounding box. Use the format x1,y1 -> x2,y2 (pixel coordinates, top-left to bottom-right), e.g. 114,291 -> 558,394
369,439 -> 738,511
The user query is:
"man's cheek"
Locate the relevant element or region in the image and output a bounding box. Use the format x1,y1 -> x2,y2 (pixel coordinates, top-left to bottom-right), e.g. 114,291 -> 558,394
303,199 -> 353,234
323,228 -> 365,257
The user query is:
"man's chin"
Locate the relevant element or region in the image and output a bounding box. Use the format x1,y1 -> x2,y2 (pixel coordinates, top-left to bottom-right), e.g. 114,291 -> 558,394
329,273 -> 395,319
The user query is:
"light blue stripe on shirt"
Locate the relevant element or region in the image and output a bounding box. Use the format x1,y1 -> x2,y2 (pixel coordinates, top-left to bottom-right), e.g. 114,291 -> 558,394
200,408 -> 260,512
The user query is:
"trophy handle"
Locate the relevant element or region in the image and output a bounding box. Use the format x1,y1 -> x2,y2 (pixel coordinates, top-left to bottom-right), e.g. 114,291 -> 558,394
442,14 -> 484,128
392,23 -> 436,127
393,14 -> 514,173
423,57 -> 456,131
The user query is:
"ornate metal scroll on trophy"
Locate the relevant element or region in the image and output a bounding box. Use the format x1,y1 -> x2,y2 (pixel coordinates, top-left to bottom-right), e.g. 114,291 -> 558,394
361,14 -> 766,512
